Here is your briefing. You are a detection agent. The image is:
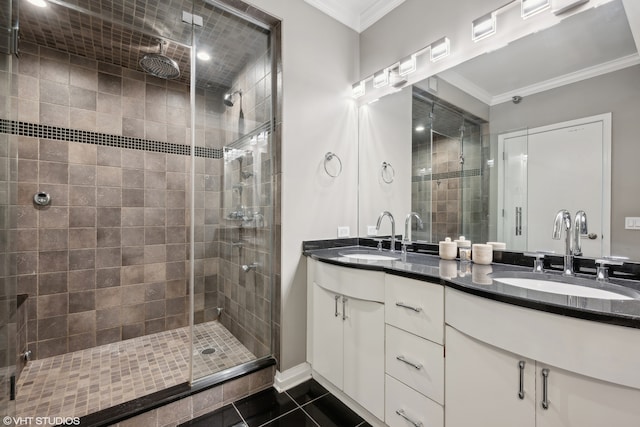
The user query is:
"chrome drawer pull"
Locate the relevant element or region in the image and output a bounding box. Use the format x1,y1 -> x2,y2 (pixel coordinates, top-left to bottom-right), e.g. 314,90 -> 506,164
395,302 -> 422,312
396,409 -> 422,427
518,360 -> 525,399
334,295 -> 340,317
342,296 -> 348,321
541,368 -> 550,410
396,355 -> 422,370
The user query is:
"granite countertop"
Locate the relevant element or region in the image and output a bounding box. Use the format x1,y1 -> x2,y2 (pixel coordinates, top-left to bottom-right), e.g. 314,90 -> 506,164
304,245 -> 640,329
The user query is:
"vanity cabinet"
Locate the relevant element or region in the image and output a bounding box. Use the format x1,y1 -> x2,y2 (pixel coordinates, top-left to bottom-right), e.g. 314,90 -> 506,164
445,288 -> 640,427
446,326 -> 536,427
384,275 -> 444,427
308,259 -> 385,420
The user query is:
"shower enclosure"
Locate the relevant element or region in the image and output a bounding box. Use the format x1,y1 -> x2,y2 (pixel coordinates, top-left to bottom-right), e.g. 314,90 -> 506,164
0,0 -> 18,422
411,87 -> 488,244
0,0 -> 277,421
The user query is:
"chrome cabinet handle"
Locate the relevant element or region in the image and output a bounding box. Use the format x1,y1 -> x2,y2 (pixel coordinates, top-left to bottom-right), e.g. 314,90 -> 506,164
342,296 -> 348,320
518,361 -> 525,399
395,302 -> 422,312
396,409 -> 422,427
334,295 -> 340,317
396,355 -> 422,370
541,368 -> 550,410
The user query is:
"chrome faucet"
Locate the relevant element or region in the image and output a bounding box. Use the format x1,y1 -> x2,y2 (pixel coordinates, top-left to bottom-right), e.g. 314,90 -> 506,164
376,211 -> 396,252
573,210 -> 588,256
552,209 -> 574,276
402,212 -> 424,254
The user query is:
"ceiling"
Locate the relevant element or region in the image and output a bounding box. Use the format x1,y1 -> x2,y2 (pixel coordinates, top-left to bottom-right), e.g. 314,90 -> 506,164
438,0 -> 639,105
18,0 -> 270,90
304,0 -> 405,32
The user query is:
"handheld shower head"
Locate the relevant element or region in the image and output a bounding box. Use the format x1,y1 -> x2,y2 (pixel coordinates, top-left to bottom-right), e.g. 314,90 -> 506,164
223,90 -> 242,107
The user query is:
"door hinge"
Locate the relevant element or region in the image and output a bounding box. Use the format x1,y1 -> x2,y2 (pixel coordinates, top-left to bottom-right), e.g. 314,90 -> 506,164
182,11 -> 203,27
0,26 -> 19,56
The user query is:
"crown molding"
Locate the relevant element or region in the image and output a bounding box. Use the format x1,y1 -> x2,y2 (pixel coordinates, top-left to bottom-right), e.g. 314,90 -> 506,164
304,0 -> 405,32
441,53 -> 640,106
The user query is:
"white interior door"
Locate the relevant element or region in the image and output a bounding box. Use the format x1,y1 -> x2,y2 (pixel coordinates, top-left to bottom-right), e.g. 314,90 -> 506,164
527,118 -> 608,257
500,132 -> 528,251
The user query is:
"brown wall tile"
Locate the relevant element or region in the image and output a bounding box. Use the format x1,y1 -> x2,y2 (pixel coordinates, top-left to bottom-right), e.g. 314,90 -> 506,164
69,290 -> 95,313
69,207 -> 96,228
68,310 -> 96,335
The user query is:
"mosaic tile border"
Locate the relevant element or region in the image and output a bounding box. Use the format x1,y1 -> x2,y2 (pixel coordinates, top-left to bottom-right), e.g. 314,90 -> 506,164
412,167 -> 482,182
0,119 -> 270,159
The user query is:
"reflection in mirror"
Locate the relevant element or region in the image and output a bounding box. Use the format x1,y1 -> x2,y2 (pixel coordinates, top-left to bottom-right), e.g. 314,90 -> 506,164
358,0 -> 640,260
411,88 -> 487,244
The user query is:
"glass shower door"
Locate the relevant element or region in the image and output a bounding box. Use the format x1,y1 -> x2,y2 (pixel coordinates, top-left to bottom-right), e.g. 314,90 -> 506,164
0,0 -> 16,419
190,0 -> 273,382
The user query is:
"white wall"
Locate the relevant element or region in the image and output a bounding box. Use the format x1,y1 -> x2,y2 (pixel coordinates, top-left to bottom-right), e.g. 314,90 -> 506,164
245,0 -> 360,371
358,87 -> 412,238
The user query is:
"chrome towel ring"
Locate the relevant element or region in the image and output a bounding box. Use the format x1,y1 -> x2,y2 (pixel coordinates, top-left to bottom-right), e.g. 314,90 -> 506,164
324,152 -> 342,177
381,161 -> 395,183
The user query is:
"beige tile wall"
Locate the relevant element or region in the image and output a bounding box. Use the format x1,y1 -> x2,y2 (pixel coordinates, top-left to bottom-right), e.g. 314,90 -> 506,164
11,43 -> 227,359
214,49 -> 273,360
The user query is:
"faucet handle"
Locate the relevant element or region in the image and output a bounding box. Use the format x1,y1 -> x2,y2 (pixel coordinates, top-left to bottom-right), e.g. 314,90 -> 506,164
595,256 -> 628,282
372,238 -> 384,251
524,251 -> 555,273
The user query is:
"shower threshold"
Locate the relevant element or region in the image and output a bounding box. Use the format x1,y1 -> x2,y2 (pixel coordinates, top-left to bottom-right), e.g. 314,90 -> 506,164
16,321 -> 256,422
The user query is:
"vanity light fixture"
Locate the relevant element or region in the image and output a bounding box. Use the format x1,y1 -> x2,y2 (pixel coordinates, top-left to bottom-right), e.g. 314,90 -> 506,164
373,69 -> 389,88
415,125 -> 426,132
352,81 -> 365,98
398,54 -> 417,76
472,12 -> 497,42
430,37 -> 450,62
521,0 -> 550,18
27,0 -> 48,7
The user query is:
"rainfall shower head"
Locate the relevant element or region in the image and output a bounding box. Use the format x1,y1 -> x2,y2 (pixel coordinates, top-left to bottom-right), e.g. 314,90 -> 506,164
139,40 -> 180,80
223,90 -> 242,107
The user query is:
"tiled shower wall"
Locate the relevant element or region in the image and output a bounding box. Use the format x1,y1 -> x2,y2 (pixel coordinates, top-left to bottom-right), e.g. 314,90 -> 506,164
214,48 -> 273,358
10,42 -> 227,359
0,51 -> 18,414
412,130 -> 486,244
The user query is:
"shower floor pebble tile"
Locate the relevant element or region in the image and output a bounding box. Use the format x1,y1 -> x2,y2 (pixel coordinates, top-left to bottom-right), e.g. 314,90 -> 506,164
16,321 -> 256,421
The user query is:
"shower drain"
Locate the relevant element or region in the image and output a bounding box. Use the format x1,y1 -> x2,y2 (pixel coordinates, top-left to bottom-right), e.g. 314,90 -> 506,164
201,348 -> 216,355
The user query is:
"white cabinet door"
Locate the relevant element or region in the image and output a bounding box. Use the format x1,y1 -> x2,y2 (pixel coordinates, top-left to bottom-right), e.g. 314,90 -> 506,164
343,296 -> 385,420
536,364 -> 640,427
312,284 -> 344,389
445,326 -> 536,427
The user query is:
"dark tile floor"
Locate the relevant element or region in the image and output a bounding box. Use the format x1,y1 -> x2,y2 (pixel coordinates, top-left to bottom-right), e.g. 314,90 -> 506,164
180,379 -> 373,427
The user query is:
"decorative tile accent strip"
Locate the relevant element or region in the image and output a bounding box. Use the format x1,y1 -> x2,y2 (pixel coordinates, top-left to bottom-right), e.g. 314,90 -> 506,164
412,168 -> 482,182
0,119 -> 228,159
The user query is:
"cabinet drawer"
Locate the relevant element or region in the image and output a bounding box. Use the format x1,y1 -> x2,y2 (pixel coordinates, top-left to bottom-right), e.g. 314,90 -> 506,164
385,274 -> 444,343
385,324 -> 444,404
385,374 -> 443,427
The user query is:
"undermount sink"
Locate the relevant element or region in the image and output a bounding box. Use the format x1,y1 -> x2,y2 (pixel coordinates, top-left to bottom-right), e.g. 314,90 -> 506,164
491,272 -> 639,300
337,250 -> 401,261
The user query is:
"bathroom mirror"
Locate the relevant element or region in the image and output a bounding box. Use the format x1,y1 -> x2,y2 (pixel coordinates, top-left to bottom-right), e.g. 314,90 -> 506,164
358,0 -> 640,260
